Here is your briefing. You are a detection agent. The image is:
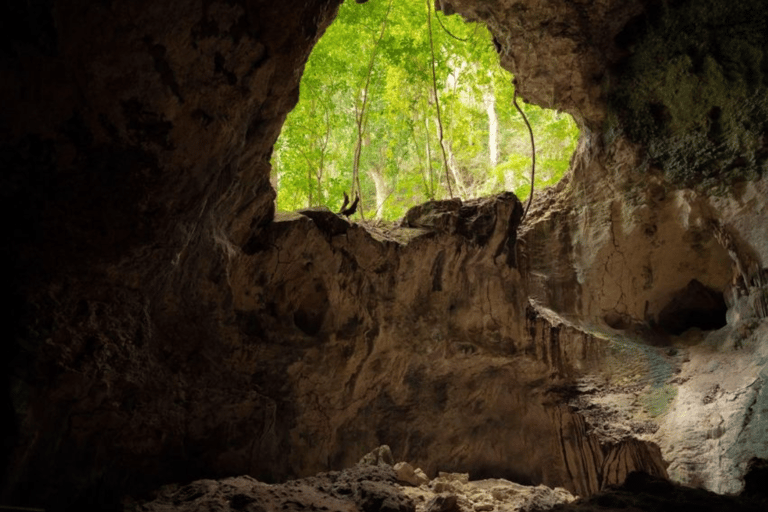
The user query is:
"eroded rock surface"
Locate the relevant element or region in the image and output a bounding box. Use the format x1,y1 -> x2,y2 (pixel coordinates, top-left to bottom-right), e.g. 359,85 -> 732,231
437,0 -> 646,127
136,457 -> 576,512
3,0 -> 345,508
4,0 -> 768,510
402,471 -> 575,512
138,463 -> 413,512
227,193 -> 667,496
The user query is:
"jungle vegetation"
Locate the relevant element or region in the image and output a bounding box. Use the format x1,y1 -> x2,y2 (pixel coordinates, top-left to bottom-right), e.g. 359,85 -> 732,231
272,0 -> 580,221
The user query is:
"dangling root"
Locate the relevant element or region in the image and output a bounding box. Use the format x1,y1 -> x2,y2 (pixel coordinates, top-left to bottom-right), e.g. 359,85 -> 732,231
512,83 -> 536,221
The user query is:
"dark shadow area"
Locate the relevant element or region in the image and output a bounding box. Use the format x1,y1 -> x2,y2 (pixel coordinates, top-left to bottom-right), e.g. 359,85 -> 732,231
657,279 -> 727,335
538,471 -> 767,512
742,457 -> 768,501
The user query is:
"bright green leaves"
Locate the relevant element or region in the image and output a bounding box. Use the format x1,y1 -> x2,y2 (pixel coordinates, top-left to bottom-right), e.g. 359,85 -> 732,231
273,0 -> 579,219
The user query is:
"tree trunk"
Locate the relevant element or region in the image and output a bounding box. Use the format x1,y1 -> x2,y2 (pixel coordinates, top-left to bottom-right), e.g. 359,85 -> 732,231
445,143 -> 468,199
351,0 -> 394,220
369,167 -> 388,220
484,89 -> 499,169
307,166 -> 313,207
424,116 -> 435,198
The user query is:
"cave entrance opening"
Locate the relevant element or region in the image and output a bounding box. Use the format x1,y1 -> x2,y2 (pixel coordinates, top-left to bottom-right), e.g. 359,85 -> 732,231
270,0 -> 579,221
656,279 -> 728,336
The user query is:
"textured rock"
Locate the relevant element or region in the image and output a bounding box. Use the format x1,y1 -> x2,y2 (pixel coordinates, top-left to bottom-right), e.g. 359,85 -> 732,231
136,462 -> 578,512
138,464 -> 414,512
2,0 -> 344,508
605,0 -> 768,191
216,194 -> 669,497
649,320 -> 768,494
402,472 -> 575,512
4,0 -> 768,510
438,0 -> 646,128
360,445 -> 396,468
394,462 -> 430,487
425,494 -> 459,512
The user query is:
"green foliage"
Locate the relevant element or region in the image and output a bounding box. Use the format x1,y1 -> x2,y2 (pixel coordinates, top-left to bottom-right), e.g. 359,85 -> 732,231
273,0 -> 580,219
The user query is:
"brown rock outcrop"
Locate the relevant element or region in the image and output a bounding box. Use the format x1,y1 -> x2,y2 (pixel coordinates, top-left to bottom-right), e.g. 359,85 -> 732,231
227,194 -> 666,497
436,0 -> 645,127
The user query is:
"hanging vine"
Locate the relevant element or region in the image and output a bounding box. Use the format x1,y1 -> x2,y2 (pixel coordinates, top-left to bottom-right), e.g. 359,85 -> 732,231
426,0 -> 454,198
512,83 -> 536,220
434,7 -> 469,42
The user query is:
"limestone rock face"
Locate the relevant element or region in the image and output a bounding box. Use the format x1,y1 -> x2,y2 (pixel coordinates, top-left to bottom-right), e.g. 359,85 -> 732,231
227,193 -> 667,496
437,0 -> 646,128
4,0 -> 768,510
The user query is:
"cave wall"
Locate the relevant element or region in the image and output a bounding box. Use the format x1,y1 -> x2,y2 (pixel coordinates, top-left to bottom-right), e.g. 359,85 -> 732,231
3,0 -> 768,510
2,0 -> 343,508
212,194 -> 670,498
453,0 -> 768,495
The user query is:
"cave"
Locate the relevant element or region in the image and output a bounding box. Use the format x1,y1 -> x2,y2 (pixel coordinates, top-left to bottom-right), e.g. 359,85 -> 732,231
3,1 -> 768,511
657,279 -> 728,336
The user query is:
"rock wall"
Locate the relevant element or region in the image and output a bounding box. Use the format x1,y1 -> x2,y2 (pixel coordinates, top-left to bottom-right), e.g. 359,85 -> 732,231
3,0 -> 768,510
2,0 -> 344,508
436,0 -> 645,128
227,197 -> 667,497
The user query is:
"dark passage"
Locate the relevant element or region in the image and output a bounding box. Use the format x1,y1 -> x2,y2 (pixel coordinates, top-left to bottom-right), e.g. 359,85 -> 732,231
657,279 -> 727,335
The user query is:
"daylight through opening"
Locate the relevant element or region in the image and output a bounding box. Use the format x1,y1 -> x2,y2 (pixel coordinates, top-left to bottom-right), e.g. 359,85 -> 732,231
271,0 -> 580,221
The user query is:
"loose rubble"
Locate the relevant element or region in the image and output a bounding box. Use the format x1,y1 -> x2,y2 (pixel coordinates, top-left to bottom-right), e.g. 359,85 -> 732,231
136,447 -> 576,512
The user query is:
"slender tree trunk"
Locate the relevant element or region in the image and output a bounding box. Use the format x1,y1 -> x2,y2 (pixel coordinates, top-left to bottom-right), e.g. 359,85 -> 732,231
424,116 -> 435,198
352,0 -> 394,220
369,167 -> 388,220
445,143 -> 468,199
307,166 -> 313,207
504,167 -> 523,192
426,0 -> 454,198
316,99 -> 331,205
484,89 -> 499,169
410,120 -> 432,199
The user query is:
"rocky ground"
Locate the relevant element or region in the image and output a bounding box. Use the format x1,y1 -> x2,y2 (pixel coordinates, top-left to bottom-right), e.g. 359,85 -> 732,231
131,447 -> 768,512
132,447 -> 576,512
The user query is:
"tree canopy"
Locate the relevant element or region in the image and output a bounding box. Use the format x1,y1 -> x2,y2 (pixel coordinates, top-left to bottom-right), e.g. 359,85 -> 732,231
272,0 -> 580,220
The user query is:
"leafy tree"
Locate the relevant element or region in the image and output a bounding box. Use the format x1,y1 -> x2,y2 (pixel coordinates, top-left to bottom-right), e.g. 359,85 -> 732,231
273,0 -> 580,220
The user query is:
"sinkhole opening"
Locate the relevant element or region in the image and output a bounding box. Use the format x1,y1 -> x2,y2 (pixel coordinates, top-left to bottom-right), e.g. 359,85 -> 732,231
270,0 -> 580,221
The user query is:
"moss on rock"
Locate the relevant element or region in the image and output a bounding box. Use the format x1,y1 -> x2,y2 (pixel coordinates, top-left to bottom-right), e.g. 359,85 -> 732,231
608,0 -> 768,192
